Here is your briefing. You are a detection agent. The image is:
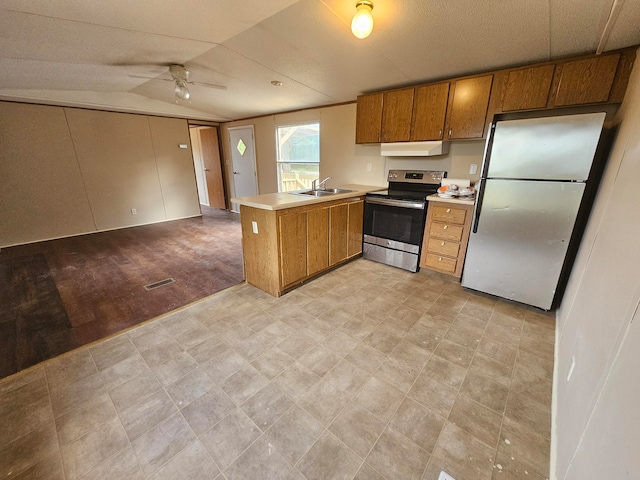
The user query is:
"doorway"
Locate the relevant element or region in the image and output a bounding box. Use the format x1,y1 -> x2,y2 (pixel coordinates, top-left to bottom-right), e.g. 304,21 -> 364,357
189,126 -> 226,209
228,125 -> 258,212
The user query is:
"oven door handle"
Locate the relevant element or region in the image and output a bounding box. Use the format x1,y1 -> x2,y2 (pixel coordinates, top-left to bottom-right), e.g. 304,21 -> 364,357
365,197 -> 425,210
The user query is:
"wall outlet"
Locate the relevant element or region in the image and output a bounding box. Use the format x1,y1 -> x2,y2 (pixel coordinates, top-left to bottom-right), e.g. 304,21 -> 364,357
251,221 -> 258,234
131,208 -> 137,215
367,162 -> 372,172
469,164 -> 478,175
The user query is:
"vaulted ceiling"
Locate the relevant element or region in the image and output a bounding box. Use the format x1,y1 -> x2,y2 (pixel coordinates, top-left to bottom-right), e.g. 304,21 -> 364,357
1,0 -> 639,122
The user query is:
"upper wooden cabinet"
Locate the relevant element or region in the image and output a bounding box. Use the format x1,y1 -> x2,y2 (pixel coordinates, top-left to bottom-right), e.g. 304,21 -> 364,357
502,64 -> 556,111
445,75 -> 493,140
411,83 -> 450,141
553,54 -> 620,107
381,89 -> 415,142
355,47 -> 635,144
355,93 -> 383,143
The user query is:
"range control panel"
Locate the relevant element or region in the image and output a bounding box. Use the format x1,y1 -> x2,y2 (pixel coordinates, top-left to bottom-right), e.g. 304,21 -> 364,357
387,170 -> 447,184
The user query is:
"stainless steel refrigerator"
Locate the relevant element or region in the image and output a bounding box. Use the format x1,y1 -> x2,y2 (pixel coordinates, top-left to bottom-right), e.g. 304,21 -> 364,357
461,112 -> 609,310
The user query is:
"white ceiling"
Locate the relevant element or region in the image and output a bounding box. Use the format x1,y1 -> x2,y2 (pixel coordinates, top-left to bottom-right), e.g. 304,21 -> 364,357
0,0 -> 638,122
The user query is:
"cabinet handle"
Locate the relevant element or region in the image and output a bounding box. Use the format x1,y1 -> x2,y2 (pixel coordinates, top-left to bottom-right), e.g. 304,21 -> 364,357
448,128 -> 452,137
446,208 -> 451,213
439,129 -> 443,138
441,241 -> 445,246
443,225 -> 448,230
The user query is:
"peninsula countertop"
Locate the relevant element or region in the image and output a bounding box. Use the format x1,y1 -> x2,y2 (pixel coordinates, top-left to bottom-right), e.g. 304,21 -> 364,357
231,184 -> 385,211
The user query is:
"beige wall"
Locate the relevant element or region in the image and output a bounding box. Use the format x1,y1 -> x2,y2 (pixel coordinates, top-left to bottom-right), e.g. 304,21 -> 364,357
553,49 -> 640,479
0,102 -> 201,247
220,103 -> 484,198
0,103 -> 96,246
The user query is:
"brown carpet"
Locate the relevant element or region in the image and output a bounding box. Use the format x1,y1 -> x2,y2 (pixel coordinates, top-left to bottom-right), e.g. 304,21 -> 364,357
0,207 -> 244,378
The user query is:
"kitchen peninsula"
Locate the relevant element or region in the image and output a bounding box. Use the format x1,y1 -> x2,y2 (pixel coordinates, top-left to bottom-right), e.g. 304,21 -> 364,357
232,185 -> 383,297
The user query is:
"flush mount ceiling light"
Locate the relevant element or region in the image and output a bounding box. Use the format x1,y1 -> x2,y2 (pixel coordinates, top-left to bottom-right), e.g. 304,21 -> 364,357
169,64 -> 191,101
351,1 -> 374,39
271,80 -> 283,86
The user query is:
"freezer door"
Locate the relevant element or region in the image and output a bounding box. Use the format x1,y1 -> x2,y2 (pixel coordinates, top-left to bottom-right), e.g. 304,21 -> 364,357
462,179 -> 585,310
487,112 -> 605,181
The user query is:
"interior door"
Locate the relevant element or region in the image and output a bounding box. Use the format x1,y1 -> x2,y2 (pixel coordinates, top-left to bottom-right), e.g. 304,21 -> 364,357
200,127 -> 226,209
228,126 -> 258,212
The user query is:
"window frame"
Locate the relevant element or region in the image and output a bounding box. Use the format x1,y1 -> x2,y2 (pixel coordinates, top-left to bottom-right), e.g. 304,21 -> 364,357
275,121 -> 321,193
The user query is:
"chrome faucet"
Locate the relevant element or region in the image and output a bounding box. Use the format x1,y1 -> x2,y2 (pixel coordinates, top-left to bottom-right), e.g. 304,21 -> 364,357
314,176 -> 331,190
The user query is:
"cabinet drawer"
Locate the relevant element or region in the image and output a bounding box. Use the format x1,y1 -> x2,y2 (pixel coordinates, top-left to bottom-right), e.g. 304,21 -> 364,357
427,238 -> 460,257
432,205 -> 467,224
423,253 -> 457,274
429,222 -> 463,242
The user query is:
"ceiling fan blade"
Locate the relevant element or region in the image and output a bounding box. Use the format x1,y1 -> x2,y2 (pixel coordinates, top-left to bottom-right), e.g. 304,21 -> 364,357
189,81 -> 227,91
130,75 -> 173,81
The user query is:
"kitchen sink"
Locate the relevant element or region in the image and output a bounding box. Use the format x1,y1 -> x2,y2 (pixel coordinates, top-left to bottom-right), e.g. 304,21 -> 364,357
292,188 -> 354,197
321,188 -> 354,194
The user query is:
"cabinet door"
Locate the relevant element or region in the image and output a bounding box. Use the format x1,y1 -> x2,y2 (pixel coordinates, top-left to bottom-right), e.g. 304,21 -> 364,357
410,83 -> 450,141
307,207 -> 329,276
329,203 -> 349,265
502,65 -> 555,111
279,212 -> 307,288
381,88 -> 414,143
347,200 -> 364,257
355,93 -> 383,144
446,75 -> 493,140
553,54 -> 620,106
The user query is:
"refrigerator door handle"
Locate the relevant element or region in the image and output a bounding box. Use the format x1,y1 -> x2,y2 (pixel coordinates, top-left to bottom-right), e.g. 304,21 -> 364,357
471,178 -> 486,234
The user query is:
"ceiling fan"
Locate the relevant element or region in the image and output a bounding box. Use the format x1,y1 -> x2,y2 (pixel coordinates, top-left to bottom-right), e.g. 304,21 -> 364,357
131,64 -> 227,102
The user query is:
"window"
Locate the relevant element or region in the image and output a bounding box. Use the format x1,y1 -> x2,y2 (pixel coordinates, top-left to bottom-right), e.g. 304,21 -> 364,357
276,122 -> 320,192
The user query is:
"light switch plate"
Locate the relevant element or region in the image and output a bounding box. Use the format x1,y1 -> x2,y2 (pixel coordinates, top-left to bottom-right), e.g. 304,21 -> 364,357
438,472 -> 456,480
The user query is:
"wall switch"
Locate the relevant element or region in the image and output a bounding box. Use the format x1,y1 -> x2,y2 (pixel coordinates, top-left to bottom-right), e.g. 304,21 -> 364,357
367,162 -> 372,172
131,208 -> 137,215
469,164 -> 478,175
251,221 -> 258,234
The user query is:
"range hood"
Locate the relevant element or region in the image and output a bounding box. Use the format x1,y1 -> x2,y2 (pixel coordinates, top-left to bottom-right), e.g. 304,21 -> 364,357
380,141 -> 449,157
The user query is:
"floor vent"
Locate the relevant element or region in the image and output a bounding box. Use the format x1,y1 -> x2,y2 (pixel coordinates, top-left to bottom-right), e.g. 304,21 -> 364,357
144,278 -> 176,290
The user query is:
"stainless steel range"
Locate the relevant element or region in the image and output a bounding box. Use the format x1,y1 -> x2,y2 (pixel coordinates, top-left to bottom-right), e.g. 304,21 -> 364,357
363,169 -> 446,272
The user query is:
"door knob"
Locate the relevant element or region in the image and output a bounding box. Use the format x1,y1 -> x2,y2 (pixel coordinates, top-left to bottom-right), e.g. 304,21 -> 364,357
204,168 -> 210,172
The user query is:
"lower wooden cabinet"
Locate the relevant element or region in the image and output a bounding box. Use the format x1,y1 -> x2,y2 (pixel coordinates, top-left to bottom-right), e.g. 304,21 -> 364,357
307,207 -> 329,276
241,197 -> 364,297
329,203 -> 349,265
279,211 -> 308,287
420,201 -> 474,278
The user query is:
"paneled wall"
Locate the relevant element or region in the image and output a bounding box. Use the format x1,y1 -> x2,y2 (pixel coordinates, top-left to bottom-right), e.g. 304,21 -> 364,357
554,49 -> 640,479
220,102 -> 484,199
0,102 -> 201,247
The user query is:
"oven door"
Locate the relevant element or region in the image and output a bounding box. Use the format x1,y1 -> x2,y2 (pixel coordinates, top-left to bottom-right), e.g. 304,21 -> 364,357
363,197 -> 426,249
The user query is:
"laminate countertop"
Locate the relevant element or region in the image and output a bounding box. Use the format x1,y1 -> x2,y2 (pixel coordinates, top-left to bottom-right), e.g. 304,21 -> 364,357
427,193 -> 476,206
231,184 -> 384,211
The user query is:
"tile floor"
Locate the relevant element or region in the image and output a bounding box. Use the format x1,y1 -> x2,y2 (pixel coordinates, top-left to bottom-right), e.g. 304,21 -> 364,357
0,259 -> 554,480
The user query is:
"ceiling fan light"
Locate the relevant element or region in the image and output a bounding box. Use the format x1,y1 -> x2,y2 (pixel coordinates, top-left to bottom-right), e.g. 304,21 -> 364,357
174,80 -> 190,100
351,1 -> 374,39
